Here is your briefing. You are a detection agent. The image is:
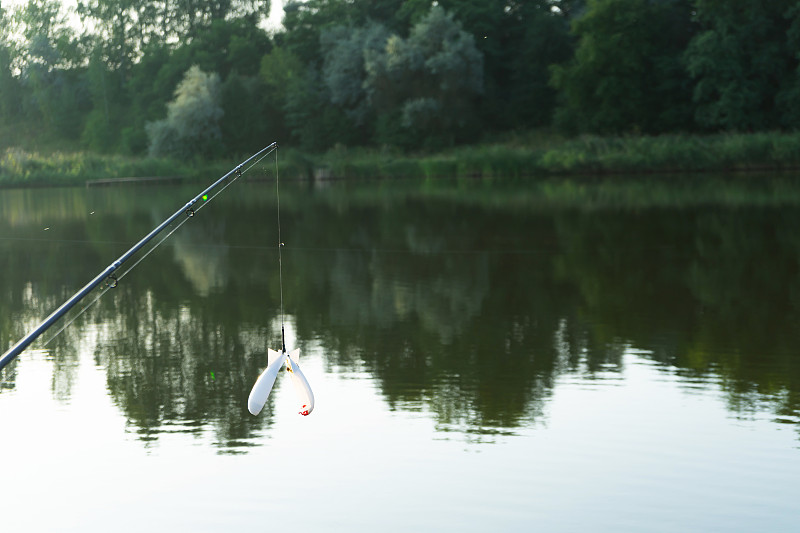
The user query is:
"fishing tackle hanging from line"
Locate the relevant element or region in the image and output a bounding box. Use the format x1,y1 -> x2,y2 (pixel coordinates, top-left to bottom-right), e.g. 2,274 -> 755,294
0,143 -> 277,372
247,348 -> 314,417
247,143 -> 314,417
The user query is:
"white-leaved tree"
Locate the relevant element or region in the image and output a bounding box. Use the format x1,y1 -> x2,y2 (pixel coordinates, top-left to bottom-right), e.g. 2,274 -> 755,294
364,6 -> 483,147
321,21 -> 390,127
146,65 -> 223,158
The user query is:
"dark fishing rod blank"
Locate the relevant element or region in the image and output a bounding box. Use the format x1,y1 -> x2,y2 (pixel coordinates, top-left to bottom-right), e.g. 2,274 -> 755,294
0,143 -> 277,372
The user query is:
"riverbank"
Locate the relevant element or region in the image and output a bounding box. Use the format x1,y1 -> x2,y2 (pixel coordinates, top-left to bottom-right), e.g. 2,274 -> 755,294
0,147 -> 313,187
3,131 -> 800,186
316,131 -> 800,179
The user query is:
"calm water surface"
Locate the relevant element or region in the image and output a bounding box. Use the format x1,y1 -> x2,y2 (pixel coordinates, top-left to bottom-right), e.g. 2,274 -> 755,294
1,177 -> 799,532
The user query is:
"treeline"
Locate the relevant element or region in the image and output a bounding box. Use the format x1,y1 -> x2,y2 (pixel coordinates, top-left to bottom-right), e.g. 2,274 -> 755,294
2,0 -> 800,159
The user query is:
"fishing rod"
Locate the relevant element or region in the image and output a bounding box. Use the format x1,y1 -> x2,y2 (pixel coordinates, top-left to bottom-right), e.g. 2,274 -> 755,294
0,142 -> 277,372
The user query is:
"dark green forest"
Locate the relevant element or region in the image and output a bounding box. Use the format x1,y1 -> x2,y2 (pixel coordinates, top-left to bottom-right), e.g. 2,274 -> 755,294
2,0 -> 800,159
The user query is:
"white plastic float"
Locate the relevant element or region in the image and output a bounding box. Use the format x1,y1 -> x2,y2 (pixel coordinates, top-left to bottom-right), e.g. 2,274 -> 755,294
248,348 -> 314,416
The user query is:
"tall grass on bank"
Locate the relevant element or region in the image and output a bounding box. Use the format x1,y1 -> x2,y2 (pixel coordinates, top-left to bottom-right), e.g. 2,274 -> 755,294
0,147 -> 312,186
316,144 -> 542,179
315,131 -> 800,179
0,148 -> 191,186
4,131 -> 800,186
537,132 -> 800,173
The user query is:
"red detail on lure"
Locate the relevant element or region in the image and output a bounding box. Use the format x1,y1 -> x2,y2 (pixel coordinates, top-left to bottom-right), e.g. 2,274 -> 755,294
299,405 -> 309,416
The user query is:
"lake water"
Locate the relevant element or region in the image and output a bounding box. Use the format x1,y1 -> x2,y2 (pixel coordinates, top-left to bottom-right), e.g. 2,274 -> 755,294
1,175 -> 799,532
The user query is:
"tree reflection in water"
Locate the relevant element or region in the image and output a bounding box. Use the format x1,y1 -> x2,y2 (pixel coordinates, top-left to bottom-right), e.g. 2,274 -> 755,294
1,180 -> 799,446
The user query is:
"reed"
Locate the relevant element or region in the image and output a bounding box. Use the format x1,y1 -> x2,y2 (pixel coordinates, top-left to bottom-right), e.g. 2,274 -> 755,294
537,132 -> 800,174
4,131 -> 800,186
309,132 -> 800,180
0,148 -> 192,185
0,147 -> 314,186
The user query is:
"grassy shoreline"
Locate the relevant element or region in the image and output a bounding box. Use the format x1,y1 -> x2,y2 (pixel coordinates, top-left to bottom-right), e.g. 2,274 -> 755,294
316,131 -> 800,180
3,131 -> 800,187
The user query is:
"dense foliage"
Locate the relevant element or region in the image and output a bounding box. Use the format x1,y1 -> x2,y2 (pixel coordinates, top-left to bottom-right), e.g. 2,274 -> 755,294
2,0 -> 800,158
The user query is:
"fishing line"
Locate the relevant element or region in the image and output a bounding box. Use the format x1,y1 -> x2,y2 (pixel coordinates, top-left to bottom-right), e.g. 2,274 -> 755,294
247,147 -> 314,418
9,145 -> 278,358
276,147 -> 286,352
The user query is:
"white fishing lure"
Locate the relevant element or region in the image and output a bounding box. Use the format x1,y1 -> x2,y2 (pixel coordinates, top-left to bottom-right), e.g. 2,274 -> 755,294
246,148 -> 315,418
248,348 -> 314,416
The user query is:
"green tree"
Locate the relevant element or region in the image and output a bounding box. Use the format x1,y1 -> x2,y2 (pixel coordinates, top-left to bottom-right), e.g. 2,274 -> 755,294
122,44 -> 181,154
12,0 -> 79,70
284,66 -> 346,151
146,65 -> 224,158
552,0 -> 588,19
0,7 -> 21,124
321,21 -> 390,137
259,46 -> 307,145
418,1 -> 573,130
551,0 -> 695,134
280,0 -> 405,66
118,17 -> 270,154
179,17 -> 271,78
82,47 -> 123,152
778,5 -> 800,128
502,2 -> 573,128
278,0 -> 352,66
220,72 -> 274,155
77,0 -> 271,62
170,0 -> 270,37
77,0 -> 141,77
260,46 -> 305,111
0,47 -> 22,124
364,5 -> 483,148
685,0 -> 795,131
260,42 -> 350,150
7,1 -> 87,137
